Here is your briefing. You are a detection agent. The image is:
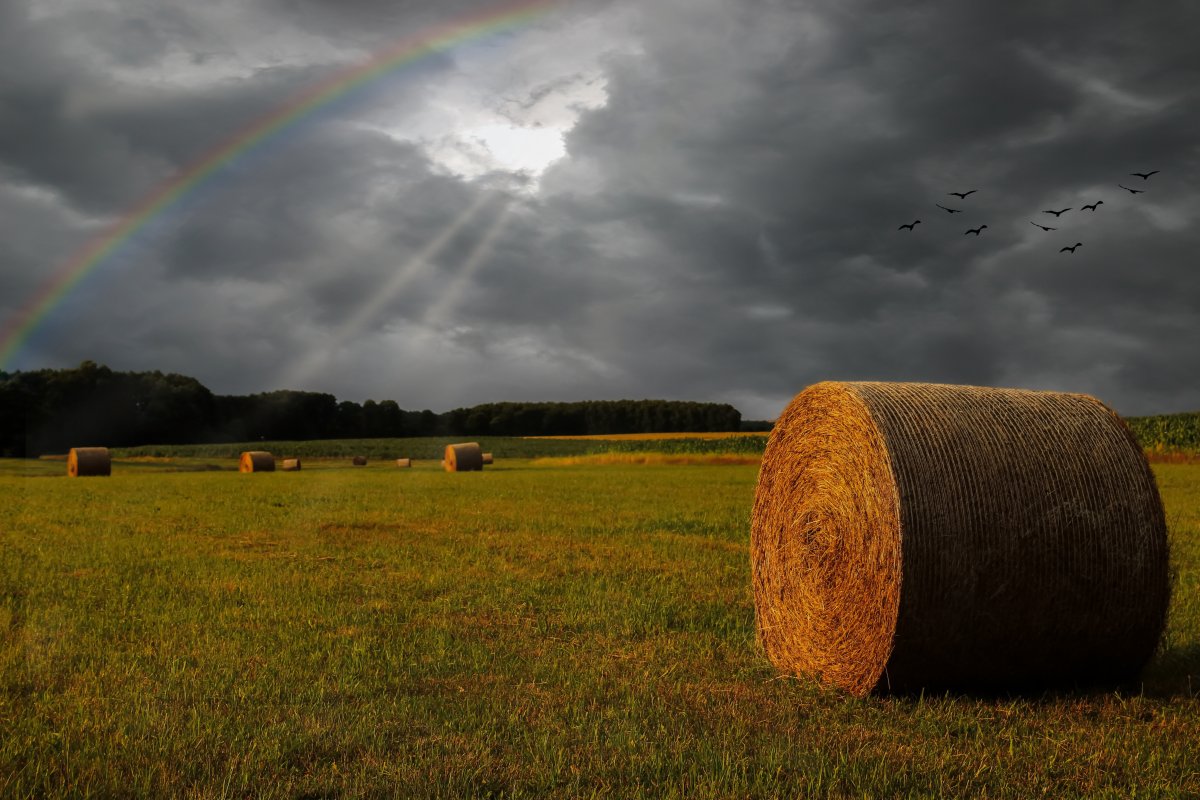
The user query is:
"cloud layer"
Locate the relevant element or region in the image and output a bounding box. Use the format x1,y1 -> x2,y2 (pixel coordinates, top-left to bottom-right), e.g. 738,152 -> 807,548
2,0 -> 1197,418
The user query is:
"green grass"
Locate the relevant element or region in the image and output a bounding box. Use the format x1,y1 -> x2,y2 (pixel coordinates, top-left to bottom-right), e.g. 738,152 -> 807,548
111,435 -> 770,461
2,459 -> 1199,798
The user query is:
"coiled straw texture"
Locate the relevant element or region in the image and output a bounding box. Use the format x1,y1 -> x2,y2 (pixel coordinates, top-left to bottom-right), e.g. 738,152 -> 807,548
751,381 -> 1169,696
67,447 -> 111,477
444,443 -> 484,472
239,451 -> 275,473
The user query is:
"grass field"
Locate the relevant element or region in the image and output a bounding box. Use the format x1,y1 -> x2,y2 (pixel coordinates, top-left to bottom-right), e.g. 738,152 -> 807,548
2,452 -> 1199,798
108,434 -> 770,462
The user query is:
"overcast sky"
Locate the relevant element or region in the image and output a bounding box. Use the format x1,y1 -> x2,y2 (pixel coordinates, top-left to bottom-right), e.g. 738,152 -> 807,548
1,0 -> 1197,419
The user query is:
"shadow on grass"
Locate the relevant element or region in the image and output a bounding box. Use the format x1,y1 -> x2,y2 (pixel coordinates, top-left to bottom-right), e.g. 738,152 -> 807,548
870,644 -> 1200,702
1141,642 -> 1200,699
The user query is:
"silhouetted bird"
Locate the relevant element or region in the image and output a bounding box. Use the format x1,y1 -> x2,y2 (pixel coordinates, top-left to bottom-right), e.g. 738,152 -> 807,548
1118,184 -> 1145,194
1081,201 -> 1103,211
1043,208 -> 1072,217
1130,171 -> 1159,180
898,220 -> 920,231
965,225 -> 988,236
935,204 -> 962,213
1060,243 -> 1082,253
948,190 -> 977,199
1030,221 -> 1056,231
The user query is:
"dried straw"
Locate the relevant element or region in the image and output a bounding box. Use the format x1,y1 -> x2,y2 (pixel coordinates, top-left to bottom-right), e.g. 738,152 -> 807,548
281,458 -> 302,471
352,456 -> 368,466
751,381 -> 1169,696
67,447 -> 111,477
444,442 -> 484,472
482,453 -> 494,465
239,451 -> 275,473
396,458 -> 412,468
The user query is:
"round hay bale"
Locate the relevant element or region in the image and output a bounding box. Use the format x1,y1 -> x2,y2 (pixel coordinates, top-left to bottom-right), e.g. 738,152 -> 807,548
751,381 -> 1169,696
395,458 -> 412,468
67,447 -> 111,477
281,458 -> 302,471
352,456 -> 368,466
444,442 -> 483,472
482,453 -> 494,465
239,451 -> 275,473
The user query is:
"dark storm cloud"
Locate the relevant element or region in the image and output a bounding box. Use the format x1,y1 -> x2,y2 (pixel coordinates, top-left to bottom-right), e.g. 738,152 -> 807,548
2,0 -> 1197,418
531,0 -> 1200,415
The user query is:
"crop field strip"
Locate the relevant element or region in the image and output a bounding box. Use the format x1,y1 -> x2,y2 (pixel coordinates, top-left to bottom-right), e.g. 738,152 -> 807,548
1,453 -> 1198,797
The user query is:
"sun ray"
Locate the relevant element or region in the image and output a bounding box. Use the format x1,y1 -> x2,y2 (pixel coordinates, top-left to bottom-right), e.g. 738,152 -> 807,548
279,189 -> 496,388
422,199 -> 517,326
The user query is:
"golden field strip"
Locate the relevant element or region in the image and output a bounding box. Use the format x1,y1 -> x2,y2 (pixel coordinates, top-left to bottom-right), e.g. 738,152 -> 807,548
524,431 -> 767,441
1,452 -> 1198,798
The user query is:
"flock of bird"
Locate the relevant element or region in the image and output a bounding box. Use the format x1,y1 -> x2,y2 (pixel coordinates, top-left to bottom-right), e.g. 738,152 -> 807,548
897,171 -> 1160,253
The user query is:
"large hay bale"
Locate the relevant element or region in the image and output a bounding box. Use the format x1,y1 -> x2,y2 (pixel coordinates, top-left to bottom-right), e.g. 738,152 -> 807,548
281,458 -> 302,471
444,442 -> 484,472
482,453 -> 494,465
396,458 -> 412,468
751,381 -> 1169,696
352,456 -> 368,466
239,451 -> 275,473
67,447 -> 111,477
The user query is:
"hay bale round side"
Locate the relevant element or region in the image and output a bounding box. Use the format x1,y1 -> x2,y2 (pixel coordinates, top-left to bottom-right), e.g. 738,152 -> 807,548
444,442 -> 484,472
352,456 -> 368,466
67,447 -> 111,477
396,458 -> 412,468
482,453 -> 494,465
239,451 -> 275,473
281,458 -> 302,471
751,381 -> 1169,696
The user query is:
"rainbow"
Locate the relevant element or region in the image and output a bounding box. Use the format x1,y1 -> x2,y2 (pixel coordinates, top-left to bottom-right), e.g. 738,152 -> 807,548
0,0 -> 559,371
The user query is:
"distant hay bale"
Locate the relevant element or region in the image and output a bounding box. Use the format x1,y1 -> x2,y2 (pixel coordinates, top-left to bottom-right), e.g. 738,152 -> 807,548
396,458 -> 412,468
281,458 -> 301,471
751,381 -> 1170,696
67,447 -> 110,477
482,453 -> 494,465
239,451 -> 275,473
444,442 -> 484,472
352,456 -> 368,466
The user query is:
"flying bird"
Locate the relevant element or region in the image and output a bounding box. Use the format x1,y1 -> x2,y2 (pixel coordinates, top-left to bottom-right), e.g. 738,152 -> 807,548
1081,201 -> 1103,211
1060,243 -> 1082,253
935,204 -> 963,213
948,190 -> 977,199
1130,170 -> 1159,180
1118,184 -> 1145,194
1030,221 -> 1056,231
898,220 -> 921,231
1043,208 -> 1072,217
965,225 -> 988,236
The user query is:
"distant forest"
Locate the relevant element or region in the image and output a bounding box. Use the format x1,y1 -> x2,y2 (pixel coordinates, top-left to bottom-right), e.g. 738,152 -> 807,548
0,362 -> 750,457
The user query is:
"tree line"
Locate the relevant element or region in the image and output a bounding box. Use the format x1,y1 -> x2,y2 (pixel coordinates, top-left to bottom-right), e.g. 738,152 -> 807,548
0,362 -> 745,456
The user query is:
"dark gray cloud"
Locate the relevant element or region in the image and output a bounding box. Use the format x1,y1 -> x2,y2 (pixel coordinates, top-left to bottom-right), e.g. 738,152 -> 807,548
2,0 -> 1197,419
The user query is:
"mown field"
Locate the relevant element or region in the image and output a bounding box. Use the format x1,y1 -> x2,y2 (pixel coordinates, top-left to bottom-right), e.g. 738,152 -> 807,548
2,447 -> 1199,798
107,434 -> 770,463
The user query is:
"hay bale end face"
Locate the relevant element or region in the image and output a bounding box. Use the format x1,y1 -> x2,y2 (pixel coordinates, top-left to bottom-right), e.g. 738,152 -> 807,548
444,442 -> 484,472
67,447 -> 111,477
396,458 -> 412,468
352,456 -> 368,466
751,381 -> 1169,696
239,451 -> 275,473
482,453 -> 494,465
281,458 -> 301,471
